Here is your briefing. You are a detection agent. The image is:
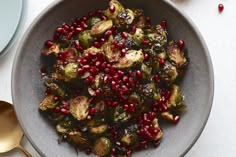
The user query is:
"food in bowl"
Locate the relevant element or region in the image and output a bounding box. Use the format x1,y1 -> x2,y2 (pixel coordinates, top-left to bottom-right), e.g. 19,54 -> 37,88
39,0 -> 188,156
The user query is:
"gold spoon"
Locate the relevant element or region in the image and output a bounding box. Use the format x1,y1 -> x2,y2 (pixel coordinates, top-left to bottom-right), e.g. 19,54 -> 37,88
0,101 -> 32,157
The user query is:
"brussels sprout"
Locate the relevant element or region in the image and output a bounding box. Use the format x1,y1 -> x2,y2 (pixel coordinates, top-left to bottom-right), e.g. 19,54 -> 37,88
114,50 -> 144,69
160,111 -> 174,121
91,20 -> 113,36
39,95 -> 58,111
87,17 -> 101,28
56,124 -> 68,134
42,43 -> 60,56
93,137 -> 111,156
152,118 -> 163,140
68,131 -> 88,147
104,0 -> 125,24
121,133 -> 138,146
64,63 -> 78,82
146,27 -> 167,50
159,61 -> 178,82
78,30 -> 93,48
135,16 -> 146,28
114,105 -> 131,122
63,47 -> 78,62
167,41 -> 188,68
157,49 -> 167,59
45,82 -> 65,98
89,124 -> 108,134
118,9 -> 135,25
102,41 -> 121,63
139,82 -> 160,100
167,85 -> 184,108
141,63 -> 151,79
69,96 -> 89,121
83,46 -> 101,54
94,100 -> 105,113
132,28 -> 144,45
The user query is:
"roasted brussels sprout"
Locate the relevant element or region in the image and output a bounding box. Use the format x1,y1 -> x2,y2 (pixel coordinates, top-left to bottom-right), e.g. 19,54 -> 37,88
114,49 -> 144,68
91,20 -> 113,36
167,85 -> 184,108
139,82 -> 160,100
64,63 -> 78,82
104,0 -> 125,24
132,28 -> 144,45
39,95 -> 58,111
141,63 -> 151,79
167,41 -> 188,68
56,124 -> 68,134
118,9 -> 135,25
93,137 -> 111,156
78,30 -> 93,48
152,118 -> 163,140
102,41 -> 121,63
69,96 -> 89,121
42,43 -> 60,56
69,131 -> 88,147
45,82 -> 65,98
159,61 -> 178,82
87,17 -> 101,28
114,105 -> 131,122
89,124 -> 108,134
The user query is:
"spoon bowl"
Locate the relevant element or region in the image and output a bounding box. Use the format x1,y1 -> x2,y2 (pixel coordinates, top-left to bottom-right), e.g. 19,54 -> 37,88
0,101 -> 32,157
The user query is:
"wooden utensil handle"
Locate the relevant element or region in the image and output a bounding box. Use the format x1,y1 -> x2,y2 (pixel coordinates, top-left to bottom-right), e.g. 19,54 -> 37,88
17,145 -> 33,157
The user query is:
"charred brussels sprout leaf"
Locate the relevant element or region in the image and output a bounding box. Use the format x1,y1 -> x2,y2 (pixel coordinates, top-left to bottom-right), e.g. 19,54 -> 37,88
87,17 -> 101,28
78,30 -> 93,48
45,82 -> 65,98
69,96 -> 89,121
91,20 -> 113,36
159,61 -> 178,82
93,137 -> 111,156
42,43 -> 60,56
132,28 -> 144,45
114,50 -> 144,68
167,85 -> 184,108
64,63 -> 78,82
39,95 -> 58,111
141,63 -> 152,79
56,124 -> 68,134
69,131 -> 88,147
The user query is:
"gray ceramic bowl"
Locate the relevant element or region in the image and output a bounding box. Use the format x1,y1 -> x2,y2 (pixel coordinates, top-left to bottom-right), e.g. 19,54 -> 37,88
12,0 -> 214,157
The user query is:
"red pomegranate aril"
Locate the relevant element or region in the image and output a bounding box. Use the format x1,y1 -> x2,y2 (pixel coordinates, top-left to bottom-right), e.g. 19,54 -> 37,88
104,68 -> 110,73
100,38 -> 105,43
148,112 -> 155,120
82,16 -> 88,21
121,31 -> 128,39
61,108 -> 69,115
136,70 -> 142,78
56,27 -> 63,33
131,25 -> 137,34
45,89 -> 51,95
173,116 -> 180,124
53,33 -> 60,40
117,70 -> 124,76
161,20 -> 167,29
95,89 -> 101,97
146,24 -> 152,29
129,77 -> 135,86
146,17 -> 151,23
89,107 -> 96,115
121,48 -> 127,56
88,12 -> 95,17
90,67 -> 98,74
54,107 -> 61,113
123,104 -> 129,110
85,147 -> 92,154
70,26 -> 74,31
113,73 -> 119,81
154,75 -> 160,83
127,150 -> 132,157
67,32 -> 73,40
178,39 -> 185,48
61,28 -> 68,34
157,98 -> 163,104
129,103 -> 135,112
109,4 -> 116,13
111,81 -> 116,89
112,101 -> 119,107
88,76 -> 95,83
81,59 -> 88,65
95,61 -> 102,67
153,140 -> 161,147
77,68 -> 84,74
63,104 -> 69,110
74,27 -> 83,34
122,76 -> 128,82
158,58 -> 165,65
97,52 -> 104,60
62,23 -> 70,30
45,40 -> 54,48
103,75 -> 109,84
74,40 -> 80,49
141,39 -> 149,45
218,4 -> 224,13
101,62 -> 107,68
111,25 -> 117,33
100,15 -> 107,20
72,22 -> 78,27
93,41 -> 101,48
96,9 -> 103,15
80,21 -> 88,29
112,148 -> 117,155
162,104 -> 168,111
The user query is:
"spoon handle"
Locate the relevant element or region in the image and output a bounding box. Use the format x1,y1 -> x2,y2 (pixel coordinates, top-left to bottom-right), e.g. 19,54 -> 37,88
17,145 -> 33,157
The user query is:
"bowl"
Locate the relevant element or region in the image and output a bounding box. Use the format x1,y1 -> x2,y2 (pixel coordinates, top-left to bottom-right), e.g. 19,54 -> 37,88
12,0 -> 214,157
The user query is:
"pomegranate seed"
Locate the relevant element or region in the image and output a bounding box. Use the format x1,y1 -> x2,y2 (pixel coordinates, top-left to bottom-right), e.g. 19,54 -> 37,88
141,39 -> 149,45
95,61 -> 102,67
89,107 -> 96,115
85,147 -> 92,154
106,99 -> 112,106
129,103 -> 135,112
111,25 -> 117,34
161,20 -> 167,29
88,12 -> 95,17
121,32 -> 128,39
218,4 -> 224,13
136,70 -> 142,78
121,48 -> 127,56
93,41 -> 101,48
112,101 -> 119,107
53,107 -> 61,113
117,70 -> 124,76
173,116 -> 180,124
88,75 -> 95,83
153,140 -> 161,147
131,25 -> 137,34
96,9 -> 103,15
158,58 -> 165,65
61,108 -> 69,115
56,27 -> 63,33
63,104 -> 69,110
157,98 -> 164,104
62,23 -> 69,30
77,68 -> 84,74
95,89 -> 101,97
144,53 -> 150,61
72,22 -> 78,27
67,32 -> 73,40
103,75 -> 109,84
123,104 -> 129,110
74,40 -> 80,49
100,15 -> 107,20
54,96 -> 59,101
146,24 -> 152,29
118,42 -> 125,49
74,27 -> 83,34
148,112 -> 155,120
112,148 -> 117,155
82,65 -> 90,71
146,17 -> 151,23
80,21 -> 88,29
178,39 -> 185,48
61,28 -> 68,34
154,75 -> 160,83
127,150 -> 132,157
122,76 -> 128,82
109,4 -> 115,13
129,77 -> 135,86
82,16 -> 88,21
70,26 -> 74,31
54,33 -> 60,40
101,62 -> 107,68
45,89 -> 51,95
97,53 -> 104,60
45,40 -> 54,48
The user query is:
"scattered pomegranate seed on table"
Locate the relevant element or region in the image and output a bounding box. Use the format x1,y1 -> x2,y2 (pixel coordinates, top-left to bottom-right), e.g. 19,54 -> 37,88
218,4 -> 224,13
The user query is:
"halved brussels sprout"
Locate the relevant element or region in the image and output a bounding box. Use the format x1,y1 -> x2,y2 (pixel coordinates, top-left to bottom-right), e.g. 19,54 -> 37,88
102,41 -> 120,63
121,132 -> 138,146
141,63 -> 151,79
69,96 -> 89,121
114,49 -> 144,68
89,124 -> 108,134
64,63 -> 78,82
118,9 -> 135,25
114,105 -> 131,122
139,82 -> 160,100
87,17 -> 101,28
83,46 -> 101,55
39,95 -> 58,111
93,137 -> 111,156
42,43 -> 60,56
104,0 -> 125,24
159,61 -> 178,82
91,20 -> 113,36
56,124 -> 68,134
167,85 -> 184,108
78,30 -> 93,48
132,28 -> 144,45
69,131 -> 87,146
167,41 -> 188,67
160,111 -> 174,121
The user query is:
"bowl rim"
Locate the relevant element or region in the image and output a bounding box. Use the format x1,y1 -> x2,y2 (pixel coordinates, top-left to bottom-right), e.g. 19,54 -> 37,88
11,0 -> 214,156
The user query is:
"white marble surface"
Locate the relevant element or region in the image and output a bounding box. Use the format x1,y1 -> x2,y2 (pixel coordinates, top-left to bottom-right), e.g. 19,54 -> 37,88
1,0 -> 236,156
